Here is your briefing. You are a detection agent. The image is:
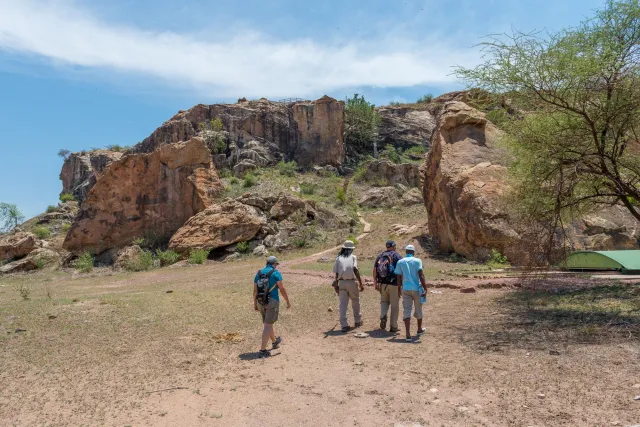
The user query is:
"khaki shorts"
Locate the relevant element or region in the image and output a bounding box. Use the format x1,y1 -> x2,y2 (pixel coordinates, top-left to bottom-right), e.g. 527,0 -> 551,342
402,290 -> 423,320
259,299 -> 279,324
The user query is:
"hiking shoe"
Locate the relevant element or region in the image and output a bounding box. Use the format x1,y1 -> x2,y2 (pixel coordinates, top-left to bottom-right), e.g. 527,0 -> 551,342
341,326 -> 351,332
417,328 -> 426,335
389,327 -> 399,333
258,349 -> 271,358
355,322 -> 363,328
405,336 -> 412,342
271,336 -> 282,350
380,317 -> 387,330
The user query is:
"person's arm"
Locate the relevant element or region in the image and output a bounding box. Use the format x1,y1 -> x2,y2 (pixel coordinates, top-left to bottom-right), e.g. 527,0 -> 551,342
253,282 -> 259,311
396,274 -> 403,297
277,281 -> 291,308
418,270 -> 428,292
354,267 -> 364,291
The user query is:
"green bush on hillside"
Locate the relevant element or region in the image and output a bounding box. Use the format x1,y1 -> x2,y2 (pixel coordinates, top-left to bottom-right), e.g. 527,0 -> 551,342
33,226 -> 51,239
243,172 -> 257,188
416,94 -> 434,104
188,249 -> 209,265
157,249 -> 182,267
124,250 -> 155,272
59,193 -> 75,203
74,251 -> 94,273
276,160 -> 298,177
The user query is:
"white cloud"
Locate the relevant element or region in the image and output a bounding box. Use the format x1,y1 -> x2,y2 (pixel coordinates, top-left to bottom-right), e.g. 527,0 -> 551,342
0,0 -> 479,98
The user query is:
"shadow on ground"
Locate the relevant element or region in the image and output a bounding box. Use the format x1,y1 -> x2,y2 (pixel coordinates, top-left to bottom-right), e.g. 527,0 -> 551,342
459,279 -> 640,352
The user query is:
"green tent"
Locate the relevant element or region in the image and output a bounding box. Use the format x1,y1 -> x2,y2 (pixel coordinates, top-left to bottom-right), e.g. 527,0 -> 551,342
566,250 -> 640,274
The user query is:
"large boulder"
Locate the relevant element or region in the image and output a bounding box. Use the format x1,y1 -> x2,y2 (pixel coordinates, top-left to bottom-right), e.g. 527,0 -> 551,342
358,187 -> 399,208
130,96 -> 345,167
60,150 -> 123,202
168,200 -> 266,254
269,194 -> 307,220
0,232 -> 38,262
0,248 -> 60,274
377,106 -> 436,151
63,137 -> 221,255
421,101 -> 639,264
360,160 -> 421,187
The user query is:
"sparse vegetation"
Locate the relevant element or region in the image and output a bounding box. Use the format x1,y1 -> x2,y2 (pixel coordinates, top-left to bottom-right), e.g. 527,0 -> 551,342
0,203 -> 24,232
124,250 -> 155,272
243,172 -> 257,188
15,283 -> 31,301
157,249 -> 182,267
199,118 -> 227,153
57,149 -> 71,160
293,226 -> 318,248
379,144 -> 403,164
105,144 -> 131,152
236,241 -> 251,254
131,237 -> 145,246
188,249 -> 209,265
230,176 -> 239,185
33,226 -> 51,239
336,187 -> 347,205
276,160 -> 297,177
487,249 -> 509,268
59,193 -> 75,203
446,253 -> 467,263
46,205 -> 57,213
300,182 -> 317,195
388,101 -> 402,106
62,223 -> 71,232
74,251 -> 94,273
416,93 -> 434,104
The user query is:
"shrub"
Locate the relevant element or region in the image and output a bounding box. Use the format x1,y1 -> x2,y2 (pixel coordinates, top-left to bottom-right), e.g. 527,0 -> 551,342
106,144 -> 131,152
346,234 -> 359,246
276,160 -> 297,177
210,117 -> 224,131
243,172 -> 257,188
124,250 -> 155,272
157,249 -> 182,266
445,253 -> 466,263
15,283 -> 31,301
33,226 -> 51,239
404,145 -> 426,158
57,149 -> 71,160
46,205 -> 57,213
389,101 -> 402,106
416,94 -> 434,104
236,241 -> 251,254
219,168 -> 232,178
300,182 -> 316,195
74,251 -> 94,273
293,226 -> 318,248
487,249 -> 509,267
62,223 -> 71,232
131,237 -> 145,246
0,203 -> 24,232
230,177 -> 239,185
33,257 -> 45,270
188,249 -> 209,265
336,187 -> 347,205
380,144 -> 403,164
60,193 -> 75,203
353,164 -> 368,182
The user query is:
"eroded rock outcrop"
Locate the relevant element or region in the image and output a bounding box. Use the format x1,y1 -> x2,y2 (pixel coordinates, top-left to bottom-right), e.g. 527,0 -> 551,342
361,160 -> 421,187
0,232 -> 38,262
130,96 -> 345,168
60,151 -> 123,202
64,137 -> 221,255
168,200 -> 266,254
422,101 -> 639,264
377,106 -> 435,151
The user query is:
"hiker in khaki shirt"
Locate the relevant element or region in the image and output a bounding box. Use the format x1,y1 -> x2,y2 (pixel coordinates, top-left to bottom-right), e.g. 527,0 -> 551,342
332,240 -> 365,332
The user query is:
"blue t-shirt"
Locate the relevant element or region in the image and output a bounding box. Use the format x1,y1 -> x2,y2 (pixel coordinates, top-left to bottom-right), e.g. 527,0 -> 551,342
254,265 -> 283,302
395,254 -> 423,292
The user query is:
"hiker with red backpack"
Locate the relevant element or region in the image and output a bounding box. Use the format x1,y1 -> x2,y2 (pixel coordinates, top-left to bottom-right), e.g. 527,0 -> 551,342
254,256 -> 291,358
373,240 -> 403,333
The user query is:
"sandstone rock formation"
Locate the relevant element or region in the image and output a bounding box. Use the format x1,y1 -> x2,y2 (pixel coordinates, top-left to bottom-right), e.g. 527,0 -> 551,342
130,96 -> 345,168
0,248 -> 60,274
377,106 -> 436,151
358,187 -> 399,208
168,200 -> 266,254
60,150 -> 123,202
0,232 -> 38,262
361,160 -> 421,187
64,137 -> 221,255
422,101 -> 639,264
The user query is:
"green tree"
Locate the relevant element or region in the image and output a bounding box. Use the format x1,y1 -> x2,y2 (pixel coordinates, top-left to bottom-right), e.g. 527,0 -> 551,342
57,149 -> 71,160
455,0 -> 640,223
0,203 -> 24,232
416,94 -> 433,104
344,94 -> 381,154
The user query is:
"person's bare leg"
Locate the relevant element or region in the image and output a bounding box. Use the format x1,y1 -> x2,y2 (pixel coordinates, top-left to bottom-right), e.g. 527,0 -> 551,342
261,324 -> 273,350
270,328 -> 276,342
418,318 -> 423,331
404,318 -> 411,338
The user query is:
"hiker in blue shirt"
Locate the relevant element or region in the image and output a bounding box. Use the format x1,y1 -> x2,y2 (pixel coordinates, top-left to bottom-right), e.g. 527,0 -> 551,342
253,256 -> 291,358
373,240 -> 402,333
395,245 -> 428,342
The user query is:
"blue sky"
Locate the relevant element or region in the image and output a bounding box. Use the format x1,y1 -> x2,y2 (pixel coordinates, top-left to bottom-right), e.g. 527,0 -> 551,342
0,0 -> 605,219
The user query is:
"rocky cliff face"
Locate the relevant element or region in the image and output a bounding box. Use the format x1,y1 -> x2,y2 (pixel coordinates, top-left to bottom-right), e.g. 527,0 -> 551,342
130,96 -> 345,168
59,151 -> 123,202
63,137 -> 221,255
377,107 -> 435,151
421,101 -> 639,264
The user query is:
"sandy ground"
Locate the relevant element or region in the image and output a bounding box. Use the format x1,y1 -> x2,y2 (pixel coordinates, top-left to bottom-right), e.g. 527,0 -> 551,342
1,211 -> 639,426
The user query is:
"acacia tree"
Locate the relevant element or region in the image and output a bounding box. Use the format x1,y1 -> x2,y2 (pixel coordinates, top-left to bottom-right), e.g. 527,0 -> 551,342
344,94 -> 381,156
0,203 -> 24,232
455,0 -> 640,223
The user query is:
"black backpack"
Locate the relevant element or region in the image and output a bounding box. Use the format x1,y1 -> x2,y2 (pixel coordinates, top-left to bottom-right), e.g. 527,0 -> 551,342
256,269 -> 277,305
375,252 -> 396,284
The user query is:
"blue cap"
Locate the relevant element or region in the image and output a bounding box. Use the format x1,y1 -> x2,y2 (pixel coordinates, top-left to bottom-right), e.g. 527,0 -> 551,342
266,255 -> 279,265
